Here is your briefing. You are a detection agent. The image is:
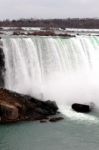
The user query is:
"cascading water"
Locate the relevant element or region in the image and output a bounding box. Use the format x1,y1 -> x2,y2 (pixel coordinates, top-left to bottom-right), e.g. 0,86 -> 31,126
2,35 -> 99,121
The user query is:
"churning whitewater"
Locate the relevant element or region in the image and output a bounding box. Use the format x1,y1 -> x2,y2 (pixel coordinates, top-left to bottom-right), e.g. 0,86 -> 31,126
2,35 -> 99,122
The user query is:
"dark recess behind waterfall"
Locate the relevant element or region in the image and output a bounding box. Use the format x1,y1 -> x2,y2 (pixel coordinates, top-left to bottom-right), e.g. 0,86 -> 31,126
0,47 -> 5,88
0,18 -> 99,29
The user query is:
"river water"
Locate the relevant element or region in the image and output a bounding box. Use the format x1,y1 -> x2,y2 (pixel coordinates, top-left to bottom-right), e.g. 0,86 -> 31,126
0,115 -> 99,150
1,35 -> 99,150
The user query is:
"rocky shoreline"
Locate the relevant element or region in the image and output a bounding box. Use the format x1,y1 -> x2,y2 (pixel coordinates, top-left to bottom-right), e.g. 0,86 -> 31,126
0,88 -> 63,123
13,30 -> 75,37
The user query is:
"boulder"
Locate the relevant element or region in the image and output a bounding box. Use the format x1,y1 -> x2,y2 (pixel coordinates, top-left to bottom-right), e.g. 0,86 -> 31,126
49,117 -> 64,122
40,119 -> 48,123
0,88 -> 59,123
72,103 -> 91,113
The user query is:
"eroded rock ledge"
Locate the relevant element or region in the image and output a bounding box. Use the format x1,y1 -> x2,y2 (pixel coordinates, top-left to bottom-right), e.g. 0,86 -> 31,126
0,88 -> 59,123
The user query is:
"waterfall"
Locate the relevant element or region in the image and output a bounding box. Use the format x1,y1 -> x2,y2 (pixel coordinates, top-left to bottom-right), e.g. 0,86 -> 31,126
2,35 -> 99,119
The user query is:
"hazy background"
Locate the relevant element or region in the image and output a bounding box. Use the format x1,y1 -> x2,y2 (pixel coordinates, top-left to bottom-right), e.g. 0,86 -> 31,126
0,0 -> 98,19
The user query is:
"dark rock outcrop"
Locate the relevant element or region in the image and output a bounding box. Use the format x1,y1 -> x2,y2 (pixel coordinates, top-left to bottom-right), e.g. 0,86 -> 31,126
12,30 -> 75,37
0,46 -> 5,87
0,88 -> 58,123
49,117 -> 64,122
40,119 -> 48,123
72,103 -> 91,113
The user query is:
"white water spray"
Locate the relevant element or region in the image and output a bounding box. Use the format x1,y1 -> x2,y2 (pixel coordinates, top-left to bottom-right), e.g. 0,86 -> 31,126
2,35 -> 99,121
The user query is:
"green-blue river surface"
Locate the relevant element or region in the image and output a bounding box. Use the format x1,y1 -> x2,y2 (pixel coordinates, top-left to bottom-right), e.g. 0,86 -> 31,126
0,115 -> 99,150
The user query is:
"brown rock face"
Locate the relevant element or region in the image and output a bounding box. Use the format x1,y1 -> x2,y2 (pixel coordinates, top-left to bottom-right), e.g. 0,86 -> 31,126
0,88 -> 58,123
0,104 -> 18,122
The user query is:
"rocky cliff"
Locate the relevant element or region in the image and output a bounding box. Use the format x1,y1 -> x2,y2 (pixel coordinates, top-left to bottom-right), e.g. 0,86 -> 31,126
0,88 -> 58,123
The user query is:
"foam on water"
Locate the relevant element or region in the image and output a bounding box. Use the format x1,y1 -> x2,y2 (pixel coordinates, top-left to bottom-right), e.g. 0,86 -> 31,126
59,105 -> 99,123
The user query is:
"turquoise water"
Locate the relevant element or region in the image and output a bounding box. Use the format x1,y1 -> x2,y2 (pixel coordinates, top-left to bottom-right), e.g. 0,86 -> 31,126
0,115 -> 99,150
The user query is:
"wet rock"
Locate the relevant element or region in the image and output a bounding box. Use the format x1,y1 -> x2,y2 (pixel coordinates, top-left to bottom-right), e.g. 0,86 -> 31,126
12,29 -> 76,37
45,100 -> 58,115
13,31 -> 26,35
40,119 -> 48,123
13,31 -> 20,35
72,103 -> 91,113
58,33 -> 75,37
49,117 -> 64,122
0,47 -> 5,87
0,88 -> 59,123
0,104 -> 19,122
27,31 -> 55,36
